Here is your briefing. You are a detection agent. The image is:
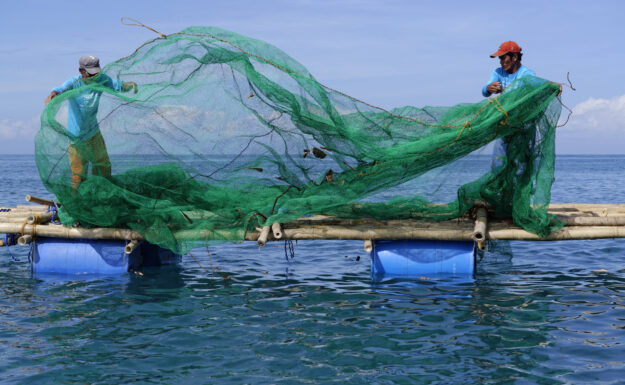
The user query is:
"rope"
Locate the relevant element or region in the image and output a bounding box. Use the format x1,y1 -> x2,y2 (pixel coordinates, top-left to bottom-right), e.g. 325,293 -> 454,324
27,242 -> 35,265
187,250 -> 211,273
206,245 -> 215,274
4,234 -> 17,262
284,240 -> 295,261
270,186 -> 293,215
556,101 -> 574,128
121,17 -> 167,38
20,222 -> 27,237
242,212 -> 268,241
489,97 -> 509,125
48,204 -> 60,224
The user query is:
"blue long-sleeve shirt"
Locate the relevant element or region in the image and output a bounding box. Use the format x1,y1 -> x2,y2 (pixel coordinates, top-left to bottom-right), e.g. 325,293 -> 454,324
482,64 -> 536,168
481,65 -> 535,97
52,74 -> 122,141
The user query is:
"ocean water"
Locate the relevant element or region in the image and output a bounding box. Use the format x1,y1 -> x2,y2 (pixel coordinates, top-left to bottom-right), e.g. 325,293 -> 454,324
1,154 -> 624,384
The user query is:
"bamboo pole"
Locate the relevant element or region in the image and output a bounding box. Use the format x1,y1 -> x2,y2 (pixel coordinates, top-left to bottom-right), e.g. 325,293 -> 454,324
257,226 -> 271,247
293,216 -> 475,228
278,225 -> 625,241
558,216 -> 625,226
549,203 -> 625,210
1,203 -> 625,244
0,221 -> 624,243
1,209 -> 49,216
105,221 -> 625,243
548,205 -> 625,216
17,235 -> 32,245
24,195 -> 57,207
27,212 -> 54,225
0,217 -> 31,223
124,240 -> 141,254
0,222 -> 143,241
0,212 -> 35,217
472,208 -> 488,242
15,204 -> 50,211
554,212 -> 625,219
271,223 -> 283,239
273,225 -> 476,242
0,239 -> 4,247
363,239 -> 373,252
487,225 -> 625,241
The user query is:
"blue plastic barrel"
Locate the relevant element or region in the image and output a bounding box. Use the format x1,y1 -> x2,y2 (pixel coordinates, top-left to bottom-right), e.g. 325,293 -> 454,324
32,238 -> 179,275
371,240 -> 475,278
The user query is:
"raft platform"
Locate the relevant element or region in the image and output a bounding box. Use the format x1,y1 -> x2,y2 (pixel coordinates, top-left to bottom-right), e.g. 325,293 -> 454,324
2,196 -> 625,277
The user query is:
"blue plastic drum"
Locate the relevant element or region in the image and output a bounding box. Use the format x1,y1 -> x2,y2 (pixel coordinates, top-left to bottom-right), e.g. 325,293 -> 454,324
32,238 -> 179,275
371,239 -> 475,278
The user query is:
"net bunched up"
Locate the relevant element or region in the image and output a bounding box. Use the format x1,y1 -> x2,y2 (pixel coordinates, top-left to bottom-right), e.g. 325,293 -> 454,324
37,26 -> 563,253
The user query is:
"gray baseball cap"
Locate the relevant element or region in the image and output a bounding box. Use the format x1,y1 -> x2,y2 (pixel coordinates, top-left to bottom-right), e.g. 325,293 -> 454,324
79,55 -> 101,75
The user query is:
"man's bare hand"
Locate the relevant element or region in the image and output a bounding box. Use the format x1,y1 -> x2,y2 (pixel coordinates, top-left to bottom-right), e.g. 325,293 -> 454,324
44,91 -> 58,105
486,81 -> 503,95
122,81 -> 138,94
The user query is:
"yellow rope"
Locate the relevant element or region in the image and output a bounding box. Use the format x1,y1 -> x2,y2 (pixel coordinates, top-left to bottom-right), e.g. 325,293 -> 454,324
20,222 -> 27,237
488,96 -> 509,125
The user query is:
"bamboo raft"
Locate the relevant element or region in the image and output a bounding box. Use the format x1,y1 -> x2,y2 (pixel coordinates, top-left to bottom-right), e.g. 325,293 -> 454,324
2,196 -> 625,251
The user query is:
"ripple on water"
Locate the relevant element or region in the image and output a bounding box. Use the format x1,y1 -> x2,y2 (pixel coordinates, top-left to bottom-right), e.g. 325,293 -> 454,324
1,156 -> 625,383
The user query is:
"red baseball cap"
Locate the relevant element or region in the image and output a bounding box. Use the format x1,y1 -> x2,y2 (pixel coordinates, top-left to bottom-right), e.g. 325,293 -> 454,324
490,41 -> 521,58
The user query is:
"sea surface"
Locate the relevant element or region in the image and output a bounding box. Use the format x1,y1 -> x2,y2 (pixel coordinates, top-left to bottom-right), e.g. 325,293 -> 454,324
1,154 -> 624,384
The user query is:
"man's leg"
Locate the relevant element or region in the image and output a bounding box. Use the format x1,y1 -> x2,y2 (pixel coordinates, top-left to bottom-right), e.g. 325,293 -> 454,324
68,143 -> 87,189
89,131 -> 112,178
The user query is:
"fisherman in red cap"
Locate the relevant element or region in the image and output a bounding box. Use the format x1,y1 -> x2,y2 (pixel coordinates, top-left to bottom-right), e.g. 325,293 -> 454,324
483,41 -> 536,168
482,41 -> 535,97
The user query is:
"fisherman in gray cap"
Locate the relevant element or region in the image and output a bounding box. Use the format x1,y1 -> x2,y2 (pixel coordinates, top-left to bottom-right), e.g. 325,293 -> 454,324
44,56 -> 138,189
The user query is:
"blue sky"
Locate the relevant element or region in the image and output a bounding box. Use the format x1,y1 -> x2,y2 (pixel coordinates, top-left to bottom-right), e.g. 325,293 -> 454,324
1,0 -> 623,154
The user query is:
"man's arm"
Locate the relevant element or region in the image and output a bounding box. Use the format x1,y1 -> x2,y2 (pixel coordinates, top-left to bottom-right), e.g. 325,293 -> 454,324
482,69 -> 502,97
44,76 -> 79,105
100,74 -> 138,94
121,81 -> 138,93
44,91 -> 59,105
484,82 -> 502,96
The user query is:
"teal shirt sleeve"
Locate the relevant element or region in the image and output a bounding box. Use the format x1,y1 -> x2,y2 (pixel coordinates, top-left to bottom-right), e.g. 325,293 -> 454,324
52,75 -> 82,94
99,74 -> 123,92
52,74 -> 122,94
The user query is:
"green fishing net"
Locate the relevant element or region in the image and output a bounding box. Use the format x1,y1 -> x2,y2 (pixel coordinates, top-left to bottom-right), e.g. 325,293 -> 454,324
37,26 -> 563,253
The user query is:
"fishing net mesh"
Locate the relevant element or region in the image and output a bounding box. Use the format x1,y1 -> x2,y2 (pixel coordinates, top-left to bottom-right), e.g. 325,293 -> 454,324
37,26 -> 563,253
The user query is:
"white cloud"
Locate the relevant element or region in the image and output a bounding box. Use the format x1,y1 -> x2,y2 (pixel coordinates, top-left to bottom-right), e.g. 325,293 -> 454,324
0,116 -> 40,140
561,94 -> 625,131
